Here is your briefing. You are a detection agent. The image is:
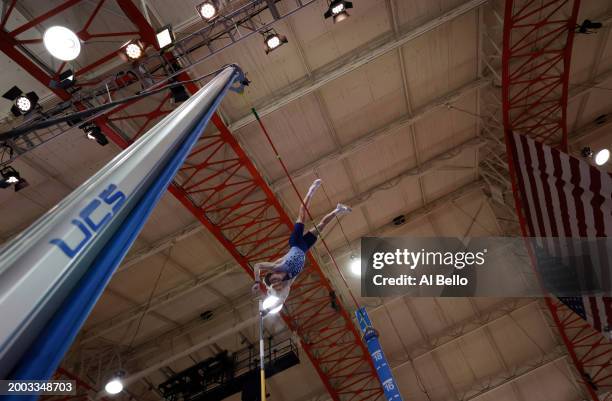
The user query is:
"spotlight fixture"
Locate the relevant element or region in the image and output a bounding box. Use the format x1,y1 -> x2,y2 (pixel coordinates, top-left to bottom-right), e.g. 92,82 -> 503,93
197,1 -> 218,21
594,149 -> 610,166
0,166 -> 28,192
105,379 -> 123,395
43,26 -> 81,61
156,25 -> 175,50
263,29 -> 288,54
324,0 -> 353,23
2,86 -> 39,117
170,84 -> 190,103
577,19 -> 603,34
51,69 -> 76,90
105,370 -> 126,395
123,40 -> 144,61
581,146 -> 594,158
392,214 -> 406,226
82,124 -> 109,146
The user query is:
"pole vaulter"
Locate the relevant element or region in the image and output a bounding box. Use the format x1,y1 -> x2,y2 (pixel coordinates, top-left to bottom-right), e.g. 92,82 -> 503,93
0,65 -> 245,383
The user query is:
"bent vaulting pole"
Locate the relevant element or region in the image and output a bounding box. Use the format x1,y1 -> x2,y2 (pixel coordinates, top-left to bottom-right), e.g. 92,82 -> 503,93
0,65 -> 241,382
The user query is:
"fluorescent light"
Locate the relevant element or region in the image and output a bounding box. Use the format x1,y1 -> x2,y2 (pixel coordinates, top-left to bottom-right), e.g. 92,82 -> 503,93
104,379 -> 123,395
43,26 -> 81,61
595,149 -> 610,166
350,257 -> 361,276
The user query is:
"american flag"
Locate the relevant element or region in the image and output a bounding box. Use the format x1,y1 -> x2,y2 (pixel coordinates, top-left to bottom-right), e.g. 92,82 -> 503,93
508,131 -> 612,337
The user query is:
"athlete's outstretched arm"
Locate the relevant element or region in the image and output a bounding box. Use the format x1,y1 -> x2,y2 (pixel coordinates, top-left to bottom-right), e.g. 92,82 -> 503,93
298,179 -> 322,223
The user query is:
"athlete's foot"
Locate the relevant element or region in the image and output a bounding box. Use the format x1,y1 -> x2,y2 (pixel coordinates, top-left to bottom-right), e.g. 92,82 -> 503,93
334,203 -> 352,215
310,178 -> 322,190
307,179 -> 322,197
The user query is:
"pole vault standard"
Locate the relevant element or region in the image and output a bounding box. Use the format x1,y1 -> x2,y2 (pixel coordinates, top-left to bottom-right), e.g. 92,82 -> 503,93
0,65 -> 243,383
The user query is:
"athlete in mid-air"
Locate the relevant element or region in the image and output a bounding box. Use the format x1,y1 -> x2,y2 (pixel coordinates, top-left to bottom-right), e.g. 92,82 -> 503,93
253,179 -> 351,303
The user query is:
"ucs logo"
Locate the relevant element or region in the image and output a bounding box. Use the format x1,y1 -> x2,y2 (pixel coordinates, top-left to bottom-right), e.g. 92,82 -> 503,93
50,184 -> 126,258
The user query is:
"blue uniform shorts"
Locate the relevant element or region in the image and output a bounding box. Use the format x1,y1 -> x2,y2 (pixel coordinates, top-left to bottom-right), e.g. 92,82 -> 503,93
288,222 -> 317,252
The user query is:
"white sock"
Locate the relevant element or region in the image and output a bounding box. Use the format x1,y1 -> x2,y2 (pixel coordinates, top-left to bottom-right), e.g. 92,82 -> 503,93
307,179 -> 322,196
335,203 -> 351,215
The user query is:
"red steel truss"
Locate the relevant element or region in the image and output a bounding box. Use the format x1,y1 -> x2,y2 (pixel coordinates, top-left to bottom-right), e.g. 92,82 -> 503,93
0,2 -> 383,400
502,0 -> 580,151
545,298 -> 612,400
502,1 -> 611,401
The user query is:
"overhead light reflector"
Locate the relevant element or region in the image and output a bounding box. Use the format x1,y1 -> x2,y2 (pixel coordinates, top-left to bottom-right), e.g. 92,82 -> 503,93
43,26 -> 81,61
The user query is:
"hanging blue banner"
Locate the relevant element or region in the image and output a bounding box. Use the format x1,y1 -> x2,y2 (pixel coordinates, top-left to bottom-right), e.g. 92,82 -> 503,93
355,307 -> 403,401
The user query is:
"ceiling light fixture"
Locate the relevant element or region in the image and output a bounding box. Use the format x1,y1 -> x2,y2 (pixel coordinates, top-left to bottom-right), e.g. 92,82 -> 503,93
43,26 -> 81,61
594,149 -> 610,166
82,124 -> 108,146
104,379 -> 123,395
350,255 -> 361,276
123,40 -> 144,61
324,0 -> 353,23
0,166 -> 28,192
2,86 -> 39,117
263,29 -> 288,54
170,85 -> 190,103
197,1 -> 218,21
156,25 -> 175,50
577,19 -> 603,34
51,69 -> 76,90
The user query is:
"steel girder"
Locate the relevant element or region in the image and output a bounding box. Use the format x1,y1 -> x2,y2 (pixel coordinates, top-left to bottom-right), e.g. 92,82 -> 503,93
502,0 -> 580,150
0,1 -> 383,400
501,1 -> 611,401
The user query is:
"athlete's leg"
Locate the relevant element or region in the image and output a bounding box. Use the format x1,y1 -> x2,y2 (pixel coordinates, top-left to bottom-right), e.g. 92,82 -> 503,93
297,178 -> 322,223
310,203 -> 352,236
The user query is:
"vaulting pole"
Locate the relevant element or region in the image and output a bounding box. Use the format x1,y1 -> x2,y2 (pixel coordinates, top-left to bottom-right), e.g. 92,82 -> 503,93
259,299 -> 267,401
0,65 -> 242,383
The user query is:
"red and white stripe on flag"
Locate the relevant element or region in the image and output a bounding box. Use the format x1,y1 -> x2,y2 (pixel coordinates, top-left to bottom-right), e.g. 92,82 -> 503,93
508,131 -> 612,336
